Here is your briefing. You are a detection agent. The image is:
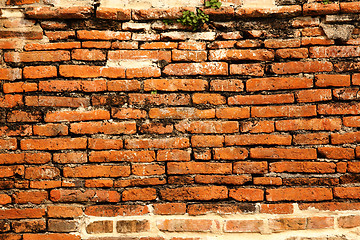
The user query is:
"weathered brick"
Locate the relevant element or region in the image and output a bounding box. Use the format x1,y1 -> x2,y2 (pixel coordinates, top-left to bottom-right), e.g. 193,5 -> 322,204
168,162 -> 231,175
122,188 -> 157,201
89,150 -> 155,163
50,189 -> 120,203
276,118 -> 342,131
63,165 -> 130,178
229,188 -> 264,202
271,61 -> 333,74
230,63 -> 264,76
225,220 -> 263,233
269,162 -> 336,173
163,62 -> 228,75
252,105 -> 317,118
11,220 -> 46,233
267,187 -> 333,201
225,134 -> 292,146
85,205 -> 149,217
149,108 -> 215,119
315,74 -> 350,87
229,94 -> 294,105
233,162 -> 268,174
70,121 -> 136,135
4,51 -> 70,63
250,148 -> 317,159
21,138 -> 87,150
45,109 -> 110,122
13,191 -> 47,204
125,137 -> 189,149
209,49 -> 274,61
160,186 -> 228,201
153,203 -> 186,215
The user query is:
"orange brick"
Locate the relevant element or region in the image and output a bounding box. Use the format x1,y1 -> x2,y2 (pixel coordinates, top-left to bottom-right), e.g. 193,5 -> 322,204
125,137 -> 189,149
271,61 -> 333,74
157,219 -> 217,232
269,217 -> 306,232
33,124 -> 68,136
111,108 -> 147,119
139,123 -> 173,134
24,42 -> 80,51
168,162 -> 231,175
108,50 -> 171,62
59,65 -> 125,79
172,50 -> 207,62
318,102 -> 360,115
45,109 -> 110,122
7,110 -> 41,123
153,203 -> 186,215
267,187 -> 333,201
163,62 -> 228,76
26,96 -> 89,108
157,149 -> 191,161
47,205 -> 83,218
25,166 -> 59,180
293,132 -> 329,145
264,39 -> 300,48
318,147 -> 355,160
191,135 -> 224,147
160,186 -> 228,201
210,79 -> 244,92
108,80 -> 141,91
260,203 -> 294,214
39,80 -> 106,92
269,161 -> 336,173
0,208 -> 45,219
315,74 -> 351,87
0,68 -> 22,80
250,148 -> 317,159
216,107 -> 250,119
225,134 -> 292,146
229,188 -> 264,202
23,66 -> 57,79
209,49 -> 274,61
77,30 -> 131,40
72,49 -> 106,61
149,107 -> 215,119
175,121 -> 238,134
276,48 -> 309,59
88,138 -> 123,150
53,152 -> 87,164
240,121 -> 274,133
122,188 -> 156,201
213,147 -> 248,160
70,121 -> 136,135
229,94 -> 294,105
21,138 -> 87,150
63,165 -> 130,178
295,89 -> 332,102
89,150 -> 155,163
195,175 -> 251,185
13,191 -> 47,204
252,105 -> 316,118
4,51 -> 70,63
276,118 -> 341,131
303,3 -> 340,15
3,82 -> 37,93
246,77 -> 313,92
50,189 -> 120,203
233,162 -> 268,174
132,164 -> 165,176
144,79 -> 208,91
225,220 -> 263,233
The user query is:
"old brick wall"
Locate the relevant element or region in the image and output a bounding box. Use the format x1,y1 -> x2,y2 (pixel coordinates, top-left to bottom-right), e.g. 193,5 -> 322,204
1,0 -> 360,239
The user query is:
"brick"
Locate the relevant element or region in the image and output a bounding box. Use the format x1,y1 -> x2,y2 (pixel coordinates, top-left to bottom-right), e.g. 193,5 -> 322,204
39,80 -> 106,92
195,175 -> 251,185
25,166 -> 60,179
0,68 -> 22,80
209,49 -> 274,61
187,203 -> 255,215
45,31 -> 75,41
303,3 -> 340,15
127,67 -> 160,79
225,134 -> 292,146
0,194 -> 11,205
53,152 -> 87,164
108,50 -> 171,62
264,39 -> 300,48
192,93 -> 226,105
88,138 -> 123,150
269,218 -> 306,232
144,79 -> 208,91
0,166 -> 24,178
168,162 -> 231,175
45,109 -> 110,122
315,74 -> 350,87
224,220 -> 263,233
0,139 -> 17,150
164,62 -> 228,76
295,89 -> 332,102
216,107 -> 250,119
117,220 -> 149,233
260,203 -> 294,214
129,93 -> 190,106
122,188 -> 156,201
157,219 -> 216,232
333,88 -> 360,100
26,96 -> 89,108
4,51 -> 70,63
112,108 -> 147,119
96,7 -> 131,20
175,121 -> 238,134
269,162 -> 336,173
213,147 -> 248,160
271,61 -> 333,74
48,219 -> 77,232
149,108 -> 215,119
22,234 -> 80,240
115,177 -> 166,188
191,135 -> 224,147
47,206 -> 82,218
92,95 -> 126,106
172,50 -> 207,62
64,165 -> 130,178
210,79 -> 244,92
125,137 -> 189,149
157,149 -> 191,161
254,177 -> 282,185
111,41 -> 139,49
229,63 -> 264,76
72,49 -> 106,61
24,42 -> 80,51
160,186 -> 228,201
30,181 -> 61,189
21,138 -> 87,150
338,215 -> 360,228
208,41 -> 236,49
86,221 -> 113,234
0,234 -> 21,240
3,82 -> 37,93
7,110 -> 42,123
70,121 -> 136,134
23,66 -> 57,79
0,208 -> 45,219
276,48 -> 309,59
252,105 -> 317,118
334,187 -> 360,199
293,133 -> 329,145
233,162 -> 268,174
0,220 -> 10,232
266,187 -> 333,201
318,102 -> 360,115
240,121 -> 274,133
299,202 -> 360,212
11,220 -> 46,233
77,30 -> 131,40
50,189 -> 120,203
33,124 -> 68,136
0,95 -> 23,108
292,16 -> 320,27
85,179 -> 113,188
310,46 -> 360,58
13,191 -> 47,204
59,65 -> 125,79
229,94 -> 294,105
301,27 -> 325,37
235,39 -> 262,48
307,216 -> 334,229
82,41 -> 111,49
153,203 -> 186,215
133,7 -> 194,20
89,150 -> 155,163
250,148 -> 317,159
318,147 -> 355,160
178,42 -> 206,50
301,37 -> 334,46
141,42 -> 177,49
229,188 -> 264,201
132,164 -> 165,176
0,125 -> 31,137
85,205 -> 149,217
276,118 -> 341,131
139,123 -> 173,135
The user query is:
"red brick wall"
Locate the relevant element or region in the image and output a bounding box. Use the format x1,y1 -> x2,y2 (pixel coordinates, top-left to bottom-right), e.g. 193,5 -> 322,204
1,0 -> 360,239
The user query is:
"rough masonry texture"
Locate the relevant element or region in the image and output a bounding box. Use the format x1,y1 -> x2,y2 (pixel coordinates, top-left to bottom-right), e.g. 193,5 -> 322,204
1,0 -> 360,239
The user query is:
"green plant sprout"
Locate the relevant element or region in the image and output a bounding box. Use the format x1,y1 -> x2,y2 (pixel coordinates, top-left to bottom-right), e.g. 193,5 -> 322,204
322,0 -> 330,4
162,19 -> 174,25
177,9 -> 210,31
205,0 -> 222,9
